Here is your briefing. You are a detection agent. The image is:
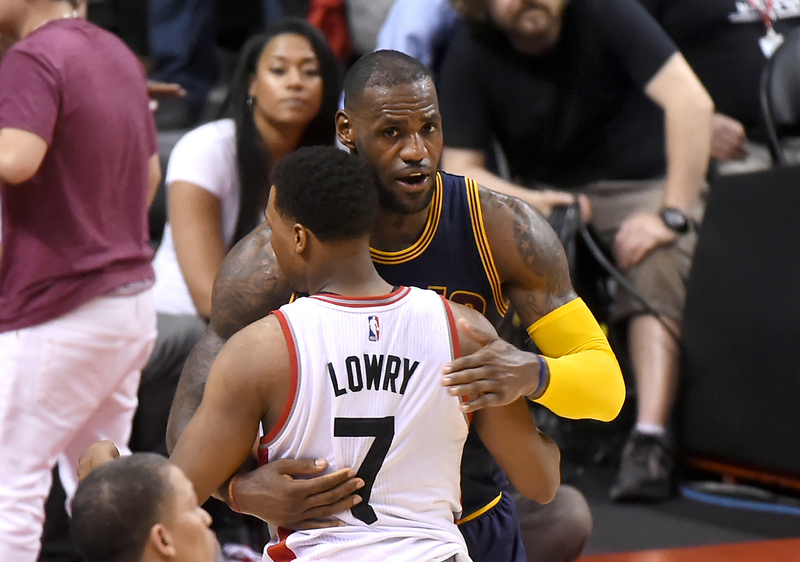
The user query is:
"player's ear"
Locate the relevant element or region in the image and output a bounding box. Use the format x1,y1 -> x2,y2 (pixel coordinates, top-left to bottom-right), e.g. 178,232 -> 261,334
336,109 -> 356,151
149,524 -> 177,558
294,224 -> 308,254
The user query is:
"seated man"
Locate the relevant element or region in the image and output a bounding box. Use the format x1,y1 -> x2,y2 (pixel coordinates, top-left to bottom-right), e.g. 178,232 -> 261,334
169,145 -> 562,561
439,0 -> 714,502
70,452 -> 220,562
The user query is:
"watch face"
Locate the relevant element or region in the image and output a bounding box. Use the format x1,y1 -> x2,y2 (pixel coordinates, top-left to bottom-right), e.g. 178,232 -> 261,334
661,208 -> 689,233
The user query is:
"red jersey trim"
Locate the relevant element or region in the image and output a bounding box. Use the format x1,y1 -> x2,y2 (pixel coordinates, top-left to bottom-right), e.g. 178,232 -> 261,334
262,310 -> 299,445
441,296 -> 473,425
441,295 -> 462,360
309,285 -> 411,308
266,527 -> 297,561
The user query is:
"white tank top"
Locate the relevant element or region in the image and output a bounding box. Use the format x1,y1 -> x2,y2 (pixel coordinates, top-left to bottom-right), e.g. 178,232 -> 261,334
261,286 -> 472,562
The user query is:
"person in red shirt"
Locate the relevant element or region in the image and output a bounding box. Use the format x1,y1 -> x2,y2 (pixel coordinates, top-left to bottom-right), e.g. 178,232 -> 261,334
0,1 -> 161,560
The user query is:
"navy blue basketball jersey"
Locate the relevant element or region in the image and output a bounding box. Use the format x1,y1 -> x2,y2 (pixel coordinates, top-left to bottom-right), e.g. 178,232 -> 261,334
371,171 -> 508,326
372,171 -> 511,519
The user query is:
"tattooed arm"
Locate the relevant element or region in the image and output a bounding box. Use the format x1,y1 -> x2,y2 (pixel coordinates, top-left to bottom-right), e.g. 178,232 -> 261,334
166,223 -> 291,450
166,223 -> 363,528
443,188 -> 625,422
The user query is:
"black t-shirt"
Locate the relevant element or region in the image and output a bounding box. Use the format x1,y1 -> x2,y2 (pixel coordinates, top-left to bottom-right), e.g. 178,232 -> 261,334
437,0 -> 677,188
639,0 -> 800,139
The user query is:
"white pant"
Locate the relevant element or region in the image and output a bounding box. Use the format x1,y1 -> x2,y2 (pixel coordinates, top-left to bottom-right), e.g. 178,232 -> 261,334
0,289 -> 156,562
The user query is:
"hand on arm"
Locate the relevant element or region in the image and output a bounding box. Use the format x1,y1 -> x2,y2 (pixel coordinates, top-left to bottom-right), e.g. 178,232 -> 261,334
442,308 -> 545,412
441,146 -> 591,221
449,305 -> 561,502
445,188 -> 624,421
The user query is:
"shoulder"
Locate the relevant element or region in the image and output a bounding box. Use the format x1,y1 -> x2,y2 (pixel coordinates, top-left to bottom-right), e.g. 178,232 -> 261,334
475,185 -> 572,300
226,313 -> 285,359
210,223 -> 293,339
448,300 -> 498,356
477,185 -> 555,249
173,119 -> 236,153
215,313 -> 289,392
166,119 -> 237,185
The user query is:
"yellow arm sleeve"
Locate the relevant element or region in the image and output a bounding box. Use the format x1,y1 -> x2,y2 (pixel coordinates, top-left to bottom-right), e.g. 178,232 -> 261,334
528,298 -> 625,422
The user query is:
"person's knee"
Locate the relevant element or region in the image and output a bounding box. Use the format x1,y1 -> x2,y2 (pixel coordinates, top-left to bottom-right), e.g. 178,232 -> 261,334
550,485 -> 593,560
516,484 -> 593,562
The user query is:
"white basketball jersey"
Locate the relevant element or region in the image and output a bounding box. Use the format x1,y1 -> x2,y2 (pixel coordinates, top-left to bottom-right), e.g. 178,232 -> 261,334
261,286 -> 471,562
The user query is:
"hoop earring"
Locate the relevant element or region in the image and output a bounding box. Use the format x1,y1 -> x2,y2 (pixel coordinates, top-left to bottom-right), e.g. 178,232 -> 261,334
246,96 -> 254,109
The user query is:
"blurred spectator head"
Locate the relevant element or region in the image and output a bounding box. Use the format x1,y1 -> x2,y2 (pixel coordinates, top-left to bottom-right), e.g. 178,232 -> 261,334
451,0 -> 568,51
71,453 -> 219,562
221,18 -> 341,147
220,17 -> 342,244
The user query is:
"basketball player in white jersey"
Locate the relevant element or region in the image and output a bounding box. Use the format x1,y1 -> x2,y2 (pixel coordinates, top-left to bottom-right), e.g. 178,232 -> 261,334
170,146 -> 561,562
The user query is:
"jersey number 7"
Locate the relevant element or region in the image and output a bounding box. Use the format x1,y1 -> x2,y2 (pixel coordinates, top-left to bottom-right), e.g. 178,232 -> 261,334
333,416 -> 395,524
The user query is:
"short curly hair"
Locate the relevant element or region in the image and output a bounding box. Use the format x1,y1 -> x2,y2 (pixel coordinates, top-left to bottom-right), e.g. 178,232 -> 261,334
270,146 -> 378,242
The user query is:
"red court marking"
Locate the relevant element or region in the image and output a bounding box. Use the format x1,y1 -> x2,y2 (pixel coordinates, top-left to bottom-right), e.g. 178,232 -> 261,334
578,538 -> 800,562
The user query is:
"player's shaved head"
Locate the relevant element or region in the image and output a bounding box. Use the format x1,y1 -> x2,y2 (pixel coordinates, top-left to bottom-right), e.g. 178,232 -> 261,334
71,454 -> 171,562
343,50 -> 432,111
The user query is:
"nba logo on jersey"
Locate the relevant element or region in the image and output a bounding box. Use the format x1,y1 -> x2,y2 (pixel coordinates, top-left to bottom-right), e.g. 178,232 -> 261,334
368,316 -> 380,342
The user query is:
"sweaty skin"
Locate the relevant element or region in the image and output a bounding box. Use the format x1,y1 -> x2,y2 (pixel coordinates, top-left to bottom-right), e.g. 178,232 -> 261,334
166,74 -> 623,530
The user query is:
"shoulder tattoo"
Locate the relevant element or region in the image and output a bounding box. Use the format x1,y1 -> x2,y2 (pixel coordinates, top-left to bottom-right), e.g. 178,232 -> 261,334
211,224 -> 291,338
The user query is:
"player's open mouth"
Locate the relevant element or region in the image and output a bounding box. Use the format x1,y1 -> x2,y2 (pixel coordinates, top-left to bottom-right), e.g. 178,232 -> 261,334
395,172 -> 430,192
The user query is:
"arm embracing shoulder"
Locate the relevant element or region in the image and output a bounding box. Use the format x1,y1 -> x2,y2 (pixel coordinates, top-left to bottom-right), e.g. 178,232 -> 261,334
166,223 -> 292,451
170,316 -> 287,505
451,302 -> 560,503
481,188 -> 625,421
211,223 -> 293,339
473,399 -> 561,504
166,324 -> 225,452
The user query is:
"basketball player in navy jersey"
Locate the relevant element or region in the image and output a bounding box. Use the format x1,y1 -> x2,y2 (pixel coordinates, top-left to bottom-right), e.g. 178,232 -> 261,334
170,146 -> 561,562
163,51 -> 624,562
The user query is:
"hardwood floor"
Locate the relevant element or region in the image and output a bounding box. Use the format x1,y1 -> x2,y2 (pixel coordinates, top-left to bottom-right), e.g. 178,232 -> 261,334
579,538 -> 800,562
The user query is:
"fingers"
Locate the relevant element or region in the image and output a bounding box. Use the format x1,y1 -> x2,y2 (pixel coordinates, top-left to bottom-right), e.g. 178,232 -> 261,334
77,440 -> 120,482
443,368 -> 512,411
290,469 -> 364,529
454,316 -> 494,347
301,479 -> 365,518
298,467 -> 360,495
270,456 -> 331,476
458,392 -> 501,413
146,80 -> 187,98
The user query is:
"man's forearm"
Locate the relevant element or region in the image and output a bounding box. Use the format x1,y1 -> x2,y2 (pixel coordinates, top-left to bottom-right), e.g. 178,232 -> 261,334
661,94 -> 713,212
645,53 -> 714,213
165,325 -> 226,452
